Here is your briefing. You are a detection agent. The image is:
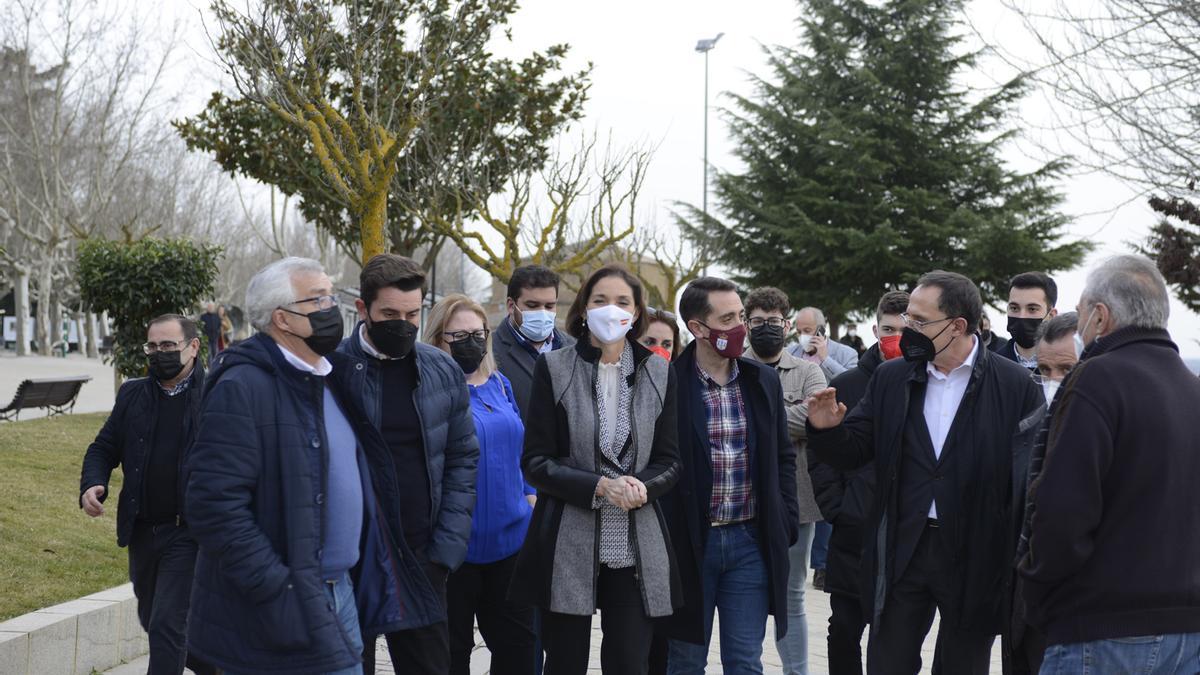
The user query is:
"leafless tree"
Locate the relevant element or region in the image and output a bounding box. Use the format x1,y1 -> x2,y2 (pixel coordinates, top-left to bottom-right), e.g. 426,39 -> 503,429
0,0 -> 177,355
994,0 -> 1200,198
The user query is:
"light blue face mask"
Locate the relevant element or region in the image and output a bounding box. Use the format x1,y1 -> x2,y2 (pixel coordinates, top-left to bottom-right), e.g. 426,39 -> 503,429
518,309 -> 556,342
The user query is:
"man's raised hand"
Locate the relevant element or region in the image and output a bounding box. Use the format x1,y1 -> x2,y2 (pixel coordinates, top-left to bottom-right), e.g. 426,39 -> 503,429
804,388 -> 846,430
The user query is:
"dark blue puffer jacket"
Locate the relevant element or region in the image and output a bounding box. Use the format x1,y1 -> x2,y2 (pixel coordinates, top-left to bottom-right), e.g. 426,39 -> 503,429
185,333 -> 445,674
338,324 -> 480,573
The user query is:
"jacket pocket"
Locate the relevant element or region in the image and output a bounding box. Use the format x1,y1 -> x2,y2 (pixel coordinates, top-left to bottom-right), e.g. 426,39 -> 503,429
254,576 -> 311,651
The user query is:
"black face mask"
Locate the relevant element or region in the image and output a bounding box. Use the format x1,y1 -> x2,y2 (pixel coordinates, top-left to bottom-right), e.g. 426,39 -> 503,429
1007,316 -> 1044,350
449,335 -> 487,374
367,317 -> 418,359
284,306 -> 344,356
899,321 -> 955,363
980,329 -> 993,342
749,324 -> 787,359
148,349 -> 188,381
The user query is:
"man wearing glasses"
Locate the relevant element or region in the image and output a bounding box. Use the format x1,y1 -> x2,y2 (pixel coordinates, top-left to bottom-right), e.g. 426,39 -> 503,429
337,253 -> 480,675
806,271 -> 1042,675
80,314 -> 214,675
743,286 -> 827,675
185,257 -> 424,674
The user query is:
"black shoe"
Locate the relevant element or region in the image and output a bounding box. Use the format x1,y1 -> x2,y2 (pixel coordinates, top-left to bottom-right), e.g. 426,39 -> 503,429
813,568 -> 826,590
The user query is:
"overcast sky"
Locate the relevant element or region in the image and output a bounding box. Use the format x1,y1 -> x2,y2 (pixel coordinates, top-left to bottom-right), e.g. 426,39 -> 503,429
168,0 -> 1200,354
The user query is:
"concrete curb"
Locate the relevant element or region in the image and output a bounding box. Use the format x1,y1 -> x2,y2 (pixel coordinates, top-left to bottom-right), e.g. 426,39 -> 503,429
0,584 -> 147,675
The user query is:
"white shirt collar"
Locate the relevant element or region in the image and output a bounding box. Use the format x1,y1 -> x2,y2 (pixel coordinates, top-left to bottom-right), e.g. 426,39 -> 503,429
926,334 -> 979,381
357,324 -> 391,360
275,342 -> 332,376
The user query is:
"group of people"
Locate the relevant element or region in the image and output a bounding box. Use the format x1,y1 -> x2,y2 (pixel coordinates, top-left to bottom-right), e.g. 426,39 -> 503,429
77,251 -> 1200,675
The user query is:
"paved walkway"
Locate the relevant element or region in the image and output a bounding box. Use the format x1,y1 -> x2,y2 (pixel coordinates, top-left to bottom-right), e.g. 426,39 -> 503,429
105,586 -> 1002,674
0,352 -> 116,419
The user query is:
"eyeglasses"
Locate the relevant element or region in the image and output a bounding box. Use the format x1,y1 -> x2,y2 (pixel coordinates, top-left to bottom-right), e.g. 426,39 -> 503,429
280,295 -> 338,311
900,313 -> 952,330
143,340 -> 190,355
443,329 -> 489,343
747,317 -> 787,329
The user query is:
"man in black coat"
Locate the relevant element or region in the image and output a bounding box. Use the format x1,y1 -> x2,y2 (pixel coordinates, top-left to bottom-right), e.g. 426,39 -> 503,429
80,314 -> 213,675
1019,255 -> 1200,671
492,264 -> 576,417
658,277 -> 800,675
808,290 -> 907,675
807,271 -> 1042,675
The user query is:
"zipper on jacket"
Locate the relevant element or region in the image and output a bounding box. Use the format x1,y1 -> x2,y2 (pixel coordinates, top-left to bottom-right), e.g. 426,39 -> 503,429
410,368 -> 437,532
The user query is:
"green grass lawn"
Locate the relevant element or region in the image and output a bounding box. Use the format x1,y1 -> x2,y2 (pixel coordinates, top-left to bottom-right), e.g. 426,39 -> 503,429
0,412 -> 128,621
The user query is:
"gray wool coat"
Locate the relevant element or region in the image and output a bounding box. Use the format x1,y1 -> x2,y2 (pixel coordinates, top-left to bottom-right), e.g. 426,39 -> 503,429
510,337 -> 683,617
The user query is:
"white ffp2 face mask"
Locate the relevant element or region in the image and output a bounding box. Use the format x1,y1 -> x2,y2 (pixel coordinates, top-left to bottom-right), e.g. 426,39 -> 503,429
1042,379 -> 1061,406
587,305 -> 634,345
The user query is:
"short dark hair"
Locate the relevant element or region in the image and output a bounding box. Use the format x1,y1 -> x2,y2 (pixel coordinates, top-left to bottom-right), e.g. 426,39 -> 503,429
507,265 -> 560,301
151,313 -> 198,342
1036,311 -> 1078,345
679,277 -> 739,324
915,270 -> 983,333
744,287 -> 790,317
875,290 -> 910,323
644,308 -> 683,359
360,254 -> 426,307
1009,271 -> 1058,309
566,264 -> 648,340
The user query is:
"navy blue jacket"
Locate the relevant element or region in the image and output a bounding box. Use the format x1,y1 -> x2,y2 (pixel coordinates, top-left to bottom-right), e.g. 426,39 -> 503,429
184,333 -> 442,674
658,341 -> 801,644
79,366 -> 204,547
338,324 -> 480,572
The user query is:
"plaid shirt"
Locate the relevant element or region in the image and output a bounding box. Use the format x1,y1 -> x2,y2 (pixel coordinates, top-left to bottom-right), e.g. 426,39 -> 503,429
697,360 -> 756,524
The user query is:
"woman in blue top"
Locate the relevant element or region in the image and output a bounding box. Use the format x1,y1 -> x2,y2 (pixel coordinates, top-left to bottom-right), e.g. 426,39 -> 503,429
425,294 -> 537,675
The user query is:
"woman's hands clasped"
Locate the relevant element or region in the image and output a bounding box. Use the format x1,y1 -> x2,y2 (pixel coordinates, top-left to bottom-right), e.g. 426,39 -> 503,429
596,475 -> 648,511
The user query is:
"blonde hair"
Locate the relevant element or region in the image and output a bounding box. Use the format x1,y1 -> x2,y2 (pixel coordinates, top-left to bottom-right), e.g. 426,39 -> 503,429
423,294 -> 495,377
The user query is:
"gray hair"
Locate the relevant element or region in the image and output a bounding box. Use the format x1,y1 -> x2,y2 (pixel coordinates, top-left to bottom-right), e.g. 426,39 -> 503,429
1036,311 -> 1078,345
797,306 -> 827,328
1080,254 -> 1170,330
245,257 -> 326,332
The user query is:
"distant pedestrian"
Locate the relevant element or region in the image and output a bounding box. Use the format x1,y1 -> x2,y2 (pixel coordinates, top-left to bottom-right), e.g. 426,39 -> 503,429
198,303 -> 221,365
79,314 -> 214,675
1020,255 -> 1200,673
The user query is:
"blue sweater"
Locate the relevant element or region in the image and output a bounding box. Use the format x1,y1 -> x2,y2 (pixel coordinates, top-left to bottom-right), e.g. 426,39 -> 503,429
466,373 -> 534,564
321,386 -> 362,576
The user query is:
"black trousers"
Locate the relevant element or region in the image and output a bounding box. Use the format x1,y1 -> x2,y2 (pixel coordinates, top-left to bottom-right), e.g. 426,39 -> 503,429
828,592 -> 868,675
542,566 -> 654,675
128,521 -> 214,675
363,559 -> 450,675
866,524 -> 994,675
446,553 -> 536,675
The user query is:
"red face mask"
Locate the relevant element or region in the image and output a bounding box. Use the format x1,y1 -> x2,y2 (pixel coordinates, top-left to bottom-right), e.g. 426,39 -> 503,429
648,345 -> 672,361
879,334 -> 902,361
700,321 -> 747,360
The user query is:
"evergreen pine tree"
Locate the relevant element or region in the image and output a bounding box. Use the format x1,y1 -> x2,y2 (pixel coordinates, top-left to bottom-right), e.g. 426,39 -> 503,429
685,0 -> 1091,329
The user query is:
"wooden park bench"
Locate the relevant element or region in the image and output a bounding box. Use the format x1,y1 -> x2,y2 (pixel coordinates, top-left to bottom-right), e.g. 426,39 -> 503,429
0,375 -> 92,421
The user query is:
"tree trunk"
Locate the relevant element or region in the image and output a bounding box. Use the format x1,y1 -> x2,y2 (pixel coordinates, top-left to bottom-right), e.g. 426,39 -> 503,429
113,364 -> 122,399
14,269 -> 30,356
99,311 -> 110,338
360,187 -> 387,265
84,310 -> 99,358
34,261 -> 52,356
51,297 -> 63,355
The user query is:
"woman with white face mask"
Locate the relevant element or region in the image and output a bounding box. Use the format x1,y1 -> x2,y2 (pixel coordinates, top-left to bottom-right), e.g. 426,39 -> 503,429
510,264 -> 682,675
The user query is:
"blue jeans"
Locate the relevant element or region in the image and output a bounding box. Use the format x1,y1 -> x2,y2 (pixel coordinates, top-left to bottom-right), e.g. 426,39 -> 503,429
228,572 -> 364,675
667,521 -> 770,675
776,522 -> 816,675
1040,633 -> 1200,675
810,521 -> 831,570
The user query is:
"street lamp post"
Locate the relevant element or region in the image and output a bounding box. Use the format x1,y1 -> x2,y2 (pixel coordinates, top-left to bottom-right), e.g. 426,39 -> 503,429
695,33 -> 724,229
